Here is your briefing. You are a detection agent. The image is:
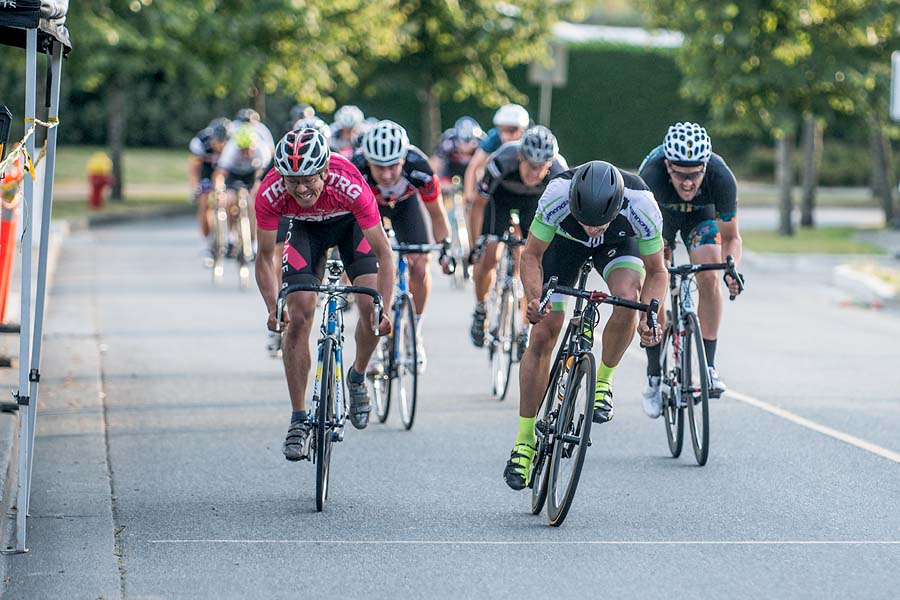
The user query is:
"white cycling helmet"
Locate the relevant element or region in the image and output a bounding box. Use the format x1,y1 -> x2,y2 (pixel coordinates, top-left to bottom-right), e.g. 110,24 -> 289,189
493,103 -> 530,128
663,122 -> 711,165
519,125 -> 558,163
333,105 -> 365,131
363,120 -> 410,166
293,117 -> 332,141
274,128 -> 331,176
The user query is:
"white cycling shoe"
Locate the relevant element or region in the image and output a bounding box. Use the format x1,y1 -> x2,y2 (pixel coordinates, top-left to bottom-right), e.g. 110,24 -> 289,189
642,375 -> 662,419
708,367 -> 727,398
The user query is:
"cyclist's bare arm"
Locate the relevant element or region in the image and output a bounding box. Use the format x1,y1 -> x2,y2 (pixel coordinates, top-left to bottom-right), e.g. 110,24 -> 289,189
423,195 -> 451,244
464,148 -> 489,204
428,154 -> 444,176
718,217 -> 742,267
255,229 -> 282,329
361,223 -> 396,320
468,192 -> 489,248
638,249 -> 668,344
188,156 -> 203,191
521,235 -> 550,323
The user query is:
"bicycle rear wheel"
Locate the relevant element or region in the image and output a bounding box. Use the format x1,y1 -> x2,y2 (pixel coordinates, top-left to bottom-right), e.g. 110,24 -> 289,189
315,339 -> 336,511
370,337 -> 391,423
387,294 -> 417,430
491,287 -> 514,400
547,353 -> 595,527
530,349 -> 565,515
660,318 -> 684,458
236,189 -> 253,290
684,313 -> 710,466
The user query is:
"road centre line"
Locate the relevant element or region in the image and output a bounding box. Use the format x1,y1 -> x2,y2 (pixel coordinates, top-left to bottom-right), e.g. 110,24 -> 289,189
146,540 -> 900,545
623,347 -> 900,465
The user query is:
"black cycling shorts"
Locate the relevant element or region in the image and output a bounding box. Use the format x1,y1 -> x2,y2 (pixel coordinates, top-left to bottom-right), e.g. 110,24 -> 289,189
379,197 -> 430,245
482,192 -> 537,239
225,171 -> 257,190
661,204 -> 721,252
281,214 -> 379,286
541,235 -> 644,311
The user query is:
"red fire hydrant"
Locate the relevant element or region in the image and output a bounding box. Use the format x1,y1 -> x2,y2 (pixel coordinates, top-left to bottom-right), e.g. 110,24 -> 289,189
86,151 -> 113,209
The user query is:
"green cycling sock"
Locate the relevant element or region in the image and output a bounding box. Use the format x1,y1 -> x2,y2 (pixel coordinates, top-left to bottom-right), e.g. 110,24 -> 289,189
596,361 -> 616,393
515,416 -> 536,448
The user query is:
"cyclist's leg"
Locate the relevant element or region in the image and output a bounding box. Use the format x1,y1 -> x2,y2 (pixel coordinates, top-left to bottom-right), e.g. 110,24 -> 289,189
686,208 -> 723,342
596,240 -> 645,370
391,198 -> 432,316
473,197 -> 508,303
645,208 -> 682,378
336,218 -> 381,374
281,219 -> 329,412
594,240 -> 645,422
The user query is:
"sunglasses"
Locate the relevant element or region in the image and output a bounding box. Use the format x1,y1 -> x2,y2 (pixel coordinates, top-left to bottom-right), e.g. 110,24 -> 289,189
667,167 -> 706,183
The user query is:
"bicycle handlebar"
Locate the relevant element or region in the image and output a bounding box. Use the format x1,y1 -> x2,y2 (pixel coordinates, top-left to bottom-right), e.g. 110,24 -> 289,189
392,242 -> 457,275
668,255 -> 745,301
276,283 -> 384,336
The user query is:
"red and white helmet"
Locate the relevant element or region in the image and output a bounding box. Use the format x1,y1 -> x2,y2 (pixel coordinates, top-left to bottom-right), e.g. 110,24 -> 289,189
274,128 -> 331,176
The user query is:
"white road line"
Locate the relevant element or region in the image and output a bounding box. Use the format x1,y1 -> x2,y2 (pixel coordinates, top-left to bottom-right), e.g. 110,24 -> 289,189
723,389 -> 900,465
624,347 -> 900,465
146,540 -> 900,546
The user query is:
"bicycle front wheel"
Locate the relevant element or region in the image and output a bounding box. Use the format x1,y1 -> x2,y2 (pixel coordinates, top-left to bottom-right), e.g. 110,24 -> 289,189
531,350 -> 565,515
684,313 -> 710,466
660,317 -> 684,458
236,189 -> 253,290
315,339 -> 336,511
212,205 -> 228,287
388,294 -> 418,430
547,353 -> 595,527
370,337 -> 391,423
491,287 -> 515,400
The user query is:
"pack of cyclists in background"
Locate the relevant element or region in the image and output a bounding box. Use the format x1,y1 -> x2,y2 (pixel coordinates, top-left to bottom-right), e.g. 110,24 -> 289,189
188,106 -> 744,504
637,122 -> 743,419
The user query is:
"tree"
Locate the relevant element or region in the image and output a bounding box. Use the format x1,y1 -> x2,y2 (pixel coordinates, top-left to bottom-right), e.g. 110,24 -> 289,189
392,0 -> 587,150
641,0 -> 900,234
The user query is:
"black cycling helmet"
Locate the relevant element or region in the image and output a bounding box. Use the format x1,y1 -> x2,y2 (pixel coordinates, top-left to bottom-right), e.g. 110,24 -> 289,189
234,108 -> 260,123
568,161 -> 625,226
207,117 -> 231,142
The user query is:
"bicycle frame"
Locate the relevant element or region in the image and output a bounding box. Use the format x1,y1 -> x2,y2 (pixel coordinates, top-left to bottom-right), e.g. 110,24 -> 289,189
311,281 -> 348,440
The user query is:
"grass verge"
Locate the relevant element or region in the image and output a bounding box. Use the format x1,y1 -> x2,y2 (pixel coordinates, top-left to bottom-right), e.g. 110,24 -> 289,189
741,227 -> 885,254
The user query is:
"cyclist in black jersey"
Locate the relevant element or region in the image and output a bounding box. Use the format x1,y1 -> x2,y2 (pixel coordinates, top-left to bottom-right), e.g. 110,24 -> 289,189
430,116 -> 485,182
469,126 -> 567,355
638,122 -> 744,417
352,120 -> 453,372
189,118 -> 230,256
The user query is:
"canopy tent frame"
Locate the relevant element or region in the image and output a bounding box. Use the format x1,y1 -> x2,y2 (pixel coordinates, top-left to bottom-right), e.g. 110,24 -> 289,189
0,0 -> 71,554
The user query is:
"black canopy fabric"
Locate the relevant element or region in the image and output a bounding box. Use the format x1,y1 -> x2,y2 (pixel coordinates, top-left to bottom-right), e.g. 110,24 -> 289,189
0,0 -> 71,53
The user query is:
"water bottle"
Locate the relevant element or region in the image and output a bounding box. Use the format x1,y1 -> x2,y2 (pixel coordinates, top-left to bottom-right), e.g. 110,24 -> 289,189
556,356 -> 576,403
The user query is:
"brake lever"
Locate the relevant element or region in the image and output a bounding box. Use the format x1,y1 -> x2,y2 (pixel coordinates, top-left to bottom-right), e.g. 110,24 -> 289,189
532,276 -> 558,324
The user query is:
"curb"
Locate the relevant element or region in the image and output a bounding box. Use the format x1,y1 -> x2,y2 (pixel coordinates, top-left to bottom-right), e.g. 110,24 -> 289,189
833,263 -> 899,307
66,203 -> 195,231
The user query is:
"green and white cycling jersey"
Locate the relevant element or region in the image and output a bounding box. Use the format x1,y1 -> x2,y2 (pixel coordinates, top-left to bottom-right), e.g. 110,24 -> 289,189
529,166 -> 664,256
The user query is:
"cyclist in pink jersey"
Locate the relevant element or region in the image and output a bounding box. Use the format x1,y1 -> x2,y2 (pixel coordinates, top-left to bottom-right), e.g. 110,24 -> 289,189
255,128 -> 395,461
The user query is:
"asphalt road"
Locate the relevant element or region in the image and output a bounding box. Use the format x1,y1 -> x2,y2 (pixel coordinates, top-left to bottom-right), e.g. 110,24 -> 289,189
3,216 -> 899,599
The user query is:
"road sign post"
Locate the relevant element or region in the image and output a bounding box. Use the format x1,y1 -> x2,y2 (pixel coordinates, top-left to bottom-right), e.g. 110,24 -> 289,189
891,51 -> 900,122
528,42 -> 568,127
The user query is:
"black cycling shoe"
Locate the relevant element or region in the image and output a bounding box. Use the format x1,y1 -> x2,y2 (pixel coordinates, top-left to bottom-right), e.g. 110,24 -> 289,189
592,388 -> 614,424
503,443 -> 534,491
470,304 -> 487,348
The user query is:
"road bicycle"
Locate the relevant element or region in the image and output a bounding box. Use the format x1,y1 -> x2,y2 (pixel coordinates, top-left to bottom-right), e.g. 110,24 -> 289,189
276,260 -> 383,511
660,248 -> 743,466
368,237 -> 451,430
441,175 -> 471,287
529,261 -> 658,526
480,220 -> 527,401
211,181 -> 254,289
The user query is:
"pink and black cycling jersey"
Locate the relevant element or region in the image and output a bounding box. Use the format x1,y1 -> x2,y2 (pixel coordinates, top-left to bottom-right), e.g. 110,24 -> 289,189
254,154 -> 381,232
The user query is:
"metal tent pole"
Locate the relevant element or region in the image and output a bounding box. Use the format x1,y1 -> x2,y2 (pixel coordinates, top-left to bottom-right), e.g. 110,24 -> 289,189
12,27 -> 38,554
25,40 -> 63,514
